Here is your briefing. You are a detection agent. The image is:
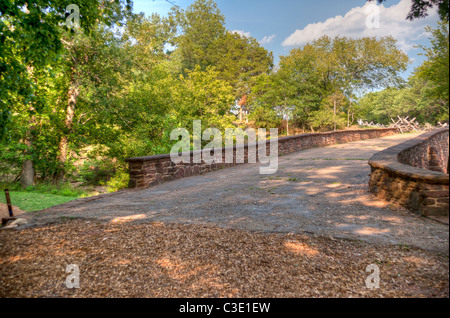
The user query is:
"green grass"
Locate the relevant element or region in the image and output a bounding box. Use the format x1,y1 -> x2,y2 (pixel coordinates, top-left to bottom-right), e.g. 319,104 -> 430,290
0,182 -> 90,197
0,191 -> 78,212
0,181 -> 93,213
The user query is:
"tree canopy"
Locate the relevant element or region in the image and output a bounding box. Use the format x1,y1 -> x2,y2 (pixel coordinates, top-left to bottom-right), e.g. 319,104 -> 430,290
0,0 -> 447,191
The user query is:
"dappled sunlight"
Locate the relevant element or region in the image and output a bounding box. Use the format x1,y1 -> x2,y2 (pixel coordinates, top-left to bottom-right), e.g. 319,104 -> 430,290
284,240 -> 319,257
110,214 -> 147,224
0,254 -> 33,264
117,259 -> 132,265
354,227 -> 391,236
324,183 -> 342,189
379,216 -> 405,224
338,195 -> 390,209
312,166 -> 345,178
344,215 -> 370,221
104,228 -> 120,233
155,256 -> 235,296
304,188 -> 321,196
156,257 -> 217,283
403,256 -> 429,266
156,257 -> 186,281
53,249 -> 86,257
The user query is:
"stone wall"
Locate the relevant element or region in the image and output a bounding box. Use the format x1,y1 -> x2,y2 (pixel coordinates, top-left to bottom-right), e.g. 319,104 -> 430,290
126,128 -> 398,189
369,128 -> 449,216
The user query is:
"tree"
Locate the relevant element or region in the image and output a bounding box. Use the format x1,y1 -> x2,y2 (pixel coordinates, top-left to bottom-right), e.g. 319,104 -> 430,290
368,0 -> 449,21
0,0 -> 132,140
414,20 -> 449,111
214,31 -> 273,120
0,0 -> 132,186
170,0 -> 273,122
357,20 -> 449,125
173,66 -> 235,131
169,0 -> 226,72
251,35 -> 409,132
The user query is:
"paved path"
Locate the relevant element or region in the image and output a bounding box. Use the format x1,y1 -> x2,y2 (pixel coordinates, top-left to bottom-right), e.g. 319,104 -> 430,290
26,133 -> 448,253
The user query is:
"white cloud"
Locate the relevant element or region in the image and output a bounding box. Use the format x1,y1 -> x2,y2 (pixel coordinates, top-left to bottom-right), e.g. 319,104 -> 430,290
282,0 -> 437,52
231,30 -> 251,38
260,34 -> 276,45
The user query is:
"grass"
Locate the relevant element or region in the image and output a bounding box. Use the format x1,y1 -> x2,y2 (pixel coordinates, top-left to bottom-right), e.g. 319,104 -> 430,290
0,191 -> 79,212
0,181 -> 93,213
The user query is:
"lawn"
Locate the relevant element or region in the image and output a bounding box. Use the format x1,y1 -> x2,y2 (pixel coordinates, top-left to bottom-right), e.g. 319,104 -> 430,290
0,191 -> 78,212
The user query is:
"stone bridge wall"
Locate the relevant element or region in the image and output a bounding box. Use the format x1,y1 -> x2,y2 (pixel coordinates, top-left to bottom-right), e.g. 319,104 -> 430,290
126,128 -> 398,189
369,128 -> 449,216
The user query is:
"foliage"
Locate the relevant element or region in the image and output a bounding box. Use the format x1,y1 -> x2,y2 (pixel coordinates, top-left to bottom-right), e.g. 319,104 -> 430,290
0,0 -> 446,196
250,35 -> 409,131
106,169 -> 130,193
414,20 -> 449,109
248,105 -> 282,130
357,21 -> 449,125
0,0 -> 132,140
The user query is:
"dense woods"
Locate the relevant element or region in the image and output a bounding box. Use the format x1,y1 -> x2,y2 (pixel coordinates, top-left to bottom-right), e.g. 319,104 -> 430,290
0,0 -> 448,191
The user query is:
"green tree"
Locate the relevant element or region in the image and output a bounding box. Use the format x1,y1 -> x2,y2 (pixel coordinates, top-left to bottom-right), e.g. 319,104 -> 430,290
170,0 -> 273,122
0,0 -> 132,186
251,35 -> 409,132
214,31 -> 273,120
414,20 -> 449,112
169,0 -> 226,72
0,0 -> 132,140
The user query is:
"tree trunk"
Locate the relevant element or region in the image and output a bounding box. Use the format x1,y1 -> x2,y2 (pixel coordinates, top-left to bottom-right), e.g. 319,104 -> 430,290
238,95 -> 247,123
286,116 -> 289,136
55,70 -> 79,183
333,97 -> 337,131
20,114 -> 36,188
20,160 -> 34,188
20,64 -> 36,188
347,100 -> 352,127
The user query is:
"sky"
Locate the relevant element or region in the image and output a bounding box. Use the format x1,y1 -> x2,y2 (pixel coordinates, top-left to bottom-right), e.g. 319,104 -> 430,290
132,0 -> 441,79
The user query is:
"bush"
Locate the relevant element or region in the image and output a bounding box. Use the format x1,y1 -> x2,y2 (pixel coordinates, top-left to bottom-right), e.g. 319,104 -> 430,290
77,159 -> 117,186
106,169 -> 130,193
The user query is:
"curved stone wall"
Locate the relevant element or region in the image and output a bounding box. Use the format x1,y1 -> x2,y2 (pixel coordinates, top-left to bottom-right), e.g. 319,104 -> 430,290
368,128 -> 449,217
125,128 -> 398,189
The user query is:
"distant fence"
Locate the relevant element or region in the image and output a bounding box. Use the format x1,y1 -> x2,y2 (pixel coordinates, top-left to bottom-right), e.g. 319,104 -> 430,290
125,128 -> 398,189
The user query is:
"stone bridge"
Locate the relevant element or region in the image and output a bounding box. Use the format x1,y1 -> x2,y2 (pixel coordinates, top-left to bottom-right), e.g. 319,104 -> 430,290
25,129 -> 449,253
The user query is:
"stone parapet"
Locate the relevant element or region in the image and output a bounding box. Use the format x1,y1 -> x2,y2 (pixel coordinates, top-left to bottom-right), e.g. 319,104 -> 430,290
369,128 -> 449,216
126,128 -> 398,189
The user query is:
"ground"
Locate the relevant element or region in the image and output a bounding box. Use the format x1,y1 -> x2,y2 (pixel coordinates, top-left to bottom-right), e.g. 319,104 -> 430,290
0,132 -> 448,298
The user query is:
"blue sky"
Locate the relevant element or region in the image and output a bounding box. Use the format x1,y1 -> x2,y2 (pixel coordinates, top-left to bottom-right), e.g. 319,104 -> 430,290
132,0 -> 440,79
